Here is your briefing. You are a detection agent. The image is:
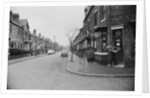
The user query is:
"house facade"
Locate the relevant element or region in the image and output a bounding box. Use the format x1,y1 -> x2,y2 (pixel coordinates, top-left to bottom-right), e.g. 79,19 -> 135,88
30,29 -> 52,54
19,19 -> 32,51
73,5 -> 136,68
9,11 -> 52,56
9,11 -> 24,50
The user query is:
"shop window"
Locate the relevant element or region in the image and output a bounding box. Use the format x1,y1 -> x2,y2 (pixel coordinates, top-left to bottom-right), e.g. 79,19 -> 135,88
101,31 -> 107,52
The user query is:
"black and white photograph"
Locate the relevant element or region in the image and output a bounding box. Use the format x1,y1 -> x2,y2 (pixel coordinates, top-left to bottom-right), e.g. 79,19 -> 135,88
0,0 -> 146,95
7,5 -> 136,91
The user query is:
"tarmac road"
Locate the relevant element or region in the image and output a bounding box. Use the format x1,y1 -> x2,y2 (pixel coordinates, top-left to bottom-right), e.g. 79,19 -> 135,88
7,52 -> 134,90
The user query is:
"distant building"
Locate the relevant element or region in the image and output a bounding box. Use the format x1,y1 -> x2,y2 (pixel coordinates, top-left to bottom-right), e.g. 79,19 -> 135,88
30,30 -> 53,54
30,29 -> 38,53
73,5 -> 136,68
19,19 -> 32,51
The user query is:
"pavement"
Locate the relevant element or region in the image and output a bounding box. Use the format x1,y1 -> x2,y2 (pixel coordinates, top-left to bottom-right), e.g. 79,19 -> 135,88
8,54 -> 46,65
66,53 -> 135,77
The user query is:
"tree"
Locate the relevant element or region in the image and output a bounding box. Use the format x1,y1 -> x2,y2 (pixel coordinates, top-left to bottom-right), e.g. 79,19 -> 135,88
66,28 -> 80,62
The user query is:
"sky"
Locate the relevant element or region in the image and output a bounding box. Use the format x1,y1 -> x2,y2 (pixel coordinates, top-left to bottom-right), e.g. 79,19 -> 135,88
11,6 -> 85,46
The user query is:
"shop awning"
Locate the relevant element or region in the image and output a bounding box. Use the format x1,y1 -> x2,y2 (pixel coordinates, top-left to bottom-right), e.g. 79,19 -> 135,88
94,26 -> 107,32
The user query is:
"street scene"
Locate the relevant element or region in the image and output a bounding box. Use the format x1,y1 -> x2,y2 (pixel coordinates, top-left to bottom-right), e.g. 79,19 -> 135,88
8,5 -> 136,91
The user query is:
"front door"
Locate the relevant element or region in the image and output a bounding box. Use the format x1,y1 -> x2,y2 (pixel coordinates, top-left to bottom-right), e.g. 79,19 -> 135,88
112,28 -> 123,64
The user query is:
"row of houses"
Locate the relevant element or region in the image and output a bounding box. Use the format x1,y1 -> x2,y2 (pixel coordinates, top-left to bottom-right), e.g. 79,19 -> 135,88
9,11 -> 52,56
72,5 -> 136,68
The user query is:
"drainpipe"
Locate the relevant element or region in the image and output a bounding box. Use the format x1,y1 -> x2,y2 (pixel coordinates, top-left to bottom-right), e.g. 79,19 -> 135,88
107,6 -> 112,67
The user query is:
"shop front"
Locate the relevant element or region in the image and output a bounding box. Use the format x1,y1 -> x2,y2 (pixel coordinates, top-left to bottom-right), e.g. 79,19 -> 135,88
93,26 -> 109,65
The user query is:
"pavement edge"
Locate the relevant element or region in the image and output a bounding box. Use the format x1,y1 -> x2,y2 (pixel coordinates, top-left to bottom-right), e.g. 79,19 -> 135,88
65,60 -> 135,77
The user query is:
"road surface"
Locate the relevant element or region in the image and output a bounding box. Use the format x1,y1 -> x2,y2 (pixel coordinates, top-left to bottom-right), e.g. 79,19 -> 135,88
7,52 -> 134,90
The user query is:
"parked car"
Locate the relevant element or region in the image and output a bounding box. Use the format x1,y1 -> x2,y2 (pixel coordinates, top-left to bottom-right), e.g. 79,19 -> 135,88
61,50 -> 68,57
47,50 -> 55,55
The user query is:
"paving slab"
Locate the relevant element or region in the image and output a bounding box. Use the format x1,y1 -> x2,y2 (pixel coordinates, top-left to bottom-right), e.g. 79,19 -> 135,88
66,53 -> 135,77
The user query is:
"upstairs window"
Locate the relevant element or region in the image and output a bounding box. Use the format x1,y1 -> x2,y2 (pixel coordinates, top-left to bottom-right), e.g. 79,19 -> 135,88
101,6 -> 106,21
29,34 -> 31,40
9,24 -> 12,33
18,28 -> 20,35
94,11 -> 98,26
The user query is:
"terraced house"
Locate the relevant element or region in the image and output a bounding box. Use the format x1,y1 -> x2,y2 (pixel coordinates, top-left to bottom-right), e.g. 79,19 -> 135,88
9,11 -> 24,50
9,11 -> 52,57
73,5 -> 136,68
19,19 -> 32,51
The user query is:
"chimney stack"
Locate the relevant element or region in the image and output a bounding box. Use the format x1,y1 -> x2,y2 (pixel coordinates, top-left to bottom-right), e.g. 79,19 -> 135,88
13,13 -> 20,22
10,11 -> 13,20
33,29 -> 36,35
39,33 -> 41,38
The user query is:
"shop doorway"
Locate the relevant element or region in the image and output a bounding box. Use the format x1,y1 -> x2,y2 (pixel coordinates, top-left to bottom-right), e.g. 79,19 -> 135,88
111,28 -> 123,65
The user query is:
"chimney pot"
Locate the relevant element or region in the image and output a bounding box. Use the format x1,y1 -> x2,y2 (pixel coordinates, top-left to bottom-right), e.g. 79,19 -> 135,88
39,33 -> 41,37
33,29 -> 36,35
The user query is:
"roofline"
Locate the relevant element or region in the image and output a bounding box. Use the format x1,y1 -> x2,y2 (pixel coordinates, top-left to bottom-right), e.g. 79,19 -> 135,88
10,20 -> 22,28
83,6 -> 94,23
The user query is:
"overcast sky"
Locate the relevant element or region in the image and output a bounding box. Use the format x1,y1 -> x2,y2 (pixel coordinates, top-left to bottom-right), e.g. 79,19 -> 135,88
11,6 -> 85,46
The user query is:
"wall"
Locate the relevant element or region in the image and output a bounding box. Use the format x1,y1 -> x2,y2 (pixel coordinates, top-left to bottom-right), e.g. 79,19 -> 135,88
110,5 -> 136,67
73,5 -> 136,67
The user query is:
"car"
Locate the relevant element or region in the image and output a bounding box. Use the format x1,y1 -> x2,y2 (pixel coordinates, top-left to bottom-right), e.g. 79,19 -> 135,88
61,50 -> 68,57
47,50 -> 55,55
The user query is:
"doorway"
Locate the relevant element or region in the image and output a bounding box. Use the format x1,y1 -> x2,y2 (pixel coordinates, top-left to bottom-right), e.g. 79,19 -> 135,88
111,28 -> 123,65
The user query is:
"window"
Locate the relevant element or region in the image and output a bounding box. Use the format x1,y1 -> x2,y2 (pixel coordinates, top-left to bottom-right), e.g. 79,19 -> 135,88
9,41 -> 13,48
101,31 -> 107,52
18,28 -> 20,35
94,40 -> 97,48
94,11 -> 98,26
91,39 -> 93,47
29,34 -> 31,40
101,6 -> 106,20
9,24 -> 12,33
